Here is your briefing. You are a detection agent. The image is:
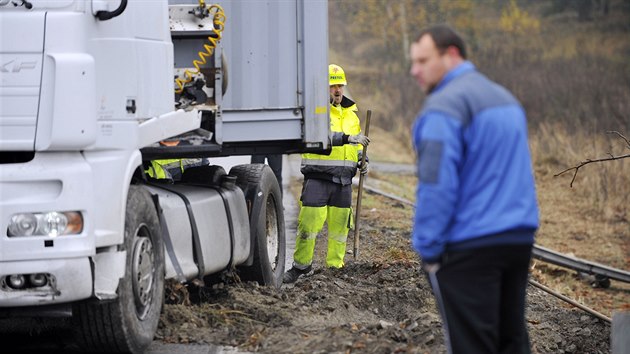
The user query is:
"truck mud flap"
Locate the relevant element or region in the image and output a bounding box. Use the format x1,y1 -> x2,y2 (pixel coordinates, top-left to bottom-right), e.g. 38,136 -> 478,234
147,183 -> 205,282
208,186 -> 236,270
179,166 -> 236,272
151,194 -> 186,283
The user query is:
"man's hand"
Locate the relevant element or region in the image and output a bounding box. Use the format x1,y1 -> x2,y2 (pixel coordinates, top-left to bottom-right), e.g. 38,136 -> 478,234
348,134 -> 370,147
358,160 -> 369,175
423,262 -> 441,273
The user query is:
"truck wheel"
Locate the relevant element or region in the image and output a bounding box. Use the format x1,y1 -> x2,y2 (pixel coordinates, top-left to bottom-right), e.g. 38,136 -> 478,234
73,185 -> 164,353
230,164 -> 285,288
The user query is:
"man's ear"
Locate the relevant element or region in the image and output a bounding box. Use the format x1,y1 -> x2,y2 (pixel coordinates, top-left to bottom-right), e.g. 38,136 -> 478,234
446,45 -> 460,58
444,46 -> 464,69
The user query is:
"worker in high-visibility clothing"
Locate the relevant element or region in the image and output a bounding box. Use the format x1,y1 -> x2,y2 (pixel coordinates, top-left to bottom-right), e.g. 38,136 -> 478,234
283,64 -> 370,283
145,158 -> 209,180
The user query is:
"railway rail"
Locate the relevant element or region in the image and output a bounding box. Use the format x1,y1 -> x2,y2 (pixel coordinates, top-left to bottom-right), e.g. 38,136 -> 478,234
359,180 -> 628,324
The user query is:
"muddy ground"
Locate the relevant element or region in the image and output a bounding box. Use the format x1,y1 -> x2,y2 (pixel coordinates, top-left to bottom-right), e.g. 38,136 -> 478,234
157,184 -> 612,354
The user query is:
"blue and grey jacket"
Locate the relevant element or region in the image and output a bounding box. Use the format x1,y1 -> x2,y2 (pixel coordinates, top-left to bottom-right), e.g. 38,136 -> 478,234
411,61 -> 539,263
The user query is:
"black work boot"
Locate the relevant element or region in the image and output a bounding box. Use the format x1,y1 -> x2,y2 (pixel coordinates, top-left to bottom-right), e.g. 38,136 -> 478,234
283,265 -> 313,284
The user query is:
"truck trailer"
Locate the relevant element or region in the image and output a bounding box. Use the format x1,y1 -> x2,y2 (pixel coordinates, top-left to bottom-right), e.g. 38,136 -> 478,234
0,0 -> 329,352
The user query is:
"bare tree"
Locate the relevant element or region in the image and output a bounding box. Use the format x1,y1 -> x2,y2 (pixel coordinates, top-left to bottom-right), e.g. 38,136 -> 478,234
555,131 -> 630,187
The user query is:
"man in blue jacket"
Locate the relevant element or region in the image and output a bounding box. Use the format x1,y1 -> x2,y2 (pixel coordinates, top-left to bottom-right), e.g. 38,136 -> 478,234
409,24 -> 539,354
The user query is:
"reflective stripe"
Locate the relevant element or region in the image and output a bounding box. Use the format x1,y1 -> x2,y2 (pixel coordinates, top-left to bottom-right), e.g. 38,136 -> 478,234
301,159 -> 357,168
297,232 -> 318,241
160,161 -> 184,170
328,233 -> 348,243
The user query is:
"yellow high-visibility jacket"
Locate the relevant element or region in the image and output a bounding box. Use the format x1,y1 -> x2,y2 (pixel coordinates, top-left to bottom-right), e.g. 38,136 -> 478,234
145,158 -> 208,180
300,96 -> 362,185
145,159 -> 184,180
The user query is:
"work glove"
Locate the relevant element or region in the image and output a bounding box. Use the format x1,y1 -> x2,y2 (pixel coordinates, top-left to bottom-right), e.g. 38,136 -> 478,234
348,134 -> 370,147
358,160 -> 369,175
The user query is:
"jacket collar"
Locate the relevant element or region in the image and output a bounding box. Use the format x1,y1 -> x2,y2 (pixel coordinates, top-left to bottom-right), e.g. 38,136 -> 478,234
331,95 -> 356,109
432,60 -> 476,93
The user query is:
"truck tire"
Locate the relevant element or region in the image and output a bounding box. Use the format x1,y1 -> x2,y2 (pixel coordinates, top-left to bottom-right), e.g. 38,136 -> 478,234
73,185 -> 164,353
230,164 -> 285,288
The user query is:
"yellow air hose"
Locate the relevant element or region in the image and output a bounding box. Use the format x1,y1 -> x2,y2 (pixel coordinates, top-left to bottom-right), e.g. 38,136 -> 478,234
174,2 -> 226,94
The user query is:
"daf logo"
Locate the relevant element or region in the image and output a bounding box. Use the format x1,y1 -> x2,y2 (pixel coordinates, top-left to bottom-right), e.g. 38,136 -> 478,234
1,59 -> 37,73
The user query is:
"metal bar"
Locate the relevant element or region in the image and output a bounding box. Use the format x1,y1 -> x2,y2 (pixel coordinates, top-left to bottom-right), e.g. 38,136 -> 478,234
529,279 -> 612,323
533,245 -> 630,284
360,184 -> 415,207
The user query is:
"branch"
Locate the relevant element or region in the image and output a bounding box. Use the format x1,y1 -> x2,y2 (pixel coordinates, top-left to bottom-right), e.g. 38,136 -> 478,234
607,130 -> 630,150
554,131 -> 630,188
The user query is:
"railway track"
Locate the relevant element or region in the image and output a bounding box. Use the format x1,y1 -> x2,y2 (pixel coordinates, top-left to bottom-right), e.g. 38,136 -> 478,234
359,180 -> 629,324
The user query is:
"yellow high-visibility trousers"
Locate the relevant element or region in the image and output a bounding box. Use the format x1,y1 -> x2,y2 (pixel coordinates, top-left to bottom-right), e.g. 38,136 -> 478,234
293,203 -> 352,269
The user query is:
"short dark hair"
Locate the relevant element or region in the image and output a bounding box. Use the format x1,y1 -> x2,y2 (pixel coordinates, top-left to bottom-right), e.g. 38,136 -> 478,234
416,24 -> 467,59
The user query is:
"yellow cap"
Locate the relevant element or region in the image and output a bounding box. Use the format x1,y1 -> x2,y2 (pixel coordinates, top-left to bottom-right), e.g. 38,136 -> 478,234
329,64 -> 347,86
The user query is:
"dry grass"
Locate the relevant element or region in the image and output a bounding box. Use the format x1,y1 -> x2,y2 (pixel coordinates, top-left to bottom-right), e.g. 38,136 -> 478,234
364,125 -> 415,164
531,122 -> 630,222
529,124 -> 630,317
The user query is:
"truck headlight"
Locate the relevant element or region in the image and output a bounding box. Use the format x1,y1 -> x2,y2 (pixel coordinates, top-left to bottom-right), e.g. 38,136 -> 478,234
7,211 -> 83,237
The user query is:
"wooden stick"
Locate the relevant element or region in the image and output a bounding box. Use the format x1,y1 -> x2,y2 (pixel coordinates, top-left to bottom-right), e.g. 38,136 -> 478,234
353,110 -> 371,260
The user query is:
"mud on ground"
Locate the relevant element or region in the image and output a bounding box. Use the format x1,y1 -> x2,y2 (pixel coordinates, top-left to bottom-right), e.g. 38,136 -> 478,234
157,188 -> 612,354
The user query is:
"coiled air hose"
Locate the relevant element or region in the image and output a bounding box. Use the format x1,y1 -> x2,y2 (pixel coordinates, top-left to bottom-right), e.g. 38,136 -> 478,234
174,1 -> 226,94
